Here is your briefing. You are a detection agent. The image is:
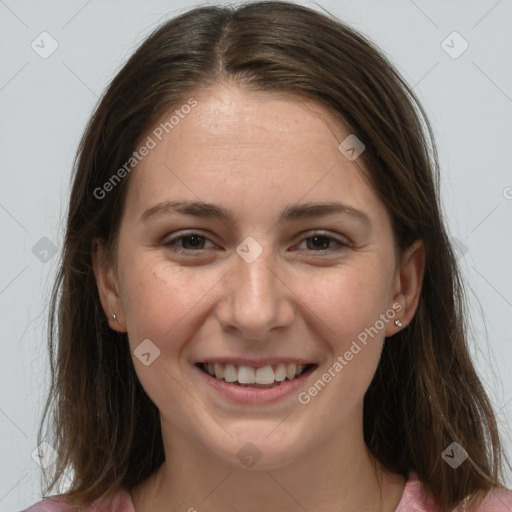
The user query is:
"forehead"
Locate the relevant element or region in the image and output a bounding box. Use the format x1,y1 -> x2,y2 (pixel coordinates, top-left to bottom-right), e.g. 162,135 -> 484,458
170,84 -> 348,160
122,83 -> 386,226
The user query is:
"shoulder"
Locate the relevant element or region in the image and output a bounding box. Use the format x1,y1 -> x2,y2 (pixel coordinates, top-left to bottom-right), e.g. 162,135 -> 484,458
465,484 -> 512,512
21,496 -> 66,512
394,472 -> 512,512
21,489 -> 135,512
394,471 -> 437,511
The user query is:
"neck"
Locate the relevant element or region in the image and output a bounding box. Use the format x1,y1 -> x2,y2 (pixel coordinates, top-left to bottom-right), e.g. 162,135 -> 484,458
131,416 -> 406,512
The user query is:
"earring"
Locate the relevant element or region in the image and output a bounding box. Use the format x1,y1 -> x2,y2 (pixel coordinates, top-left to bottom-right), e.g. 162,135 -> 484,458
394,319 -> 403,328
112,313 -> 118,323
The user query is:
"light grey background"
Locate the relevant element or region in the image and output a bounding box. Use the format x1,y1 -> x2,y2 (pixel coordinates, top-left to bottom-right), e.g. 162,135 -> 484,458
1,0 -> 511,510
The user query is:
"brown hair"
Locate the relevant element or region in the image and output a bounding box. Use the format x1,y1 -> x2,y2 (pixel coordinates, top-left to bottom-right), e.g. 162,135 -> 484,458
39,2 -> 509,510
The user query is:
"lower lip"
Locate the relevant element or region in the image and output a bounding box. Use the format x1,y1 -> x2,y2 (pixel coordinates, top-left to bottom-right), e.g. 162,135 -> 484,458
193,364 -> 317,404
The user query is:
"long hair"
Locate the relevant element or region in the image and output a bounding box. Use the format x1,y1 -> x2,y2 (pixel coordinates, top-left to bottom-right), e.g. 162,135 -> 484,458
39,2 -> 509,510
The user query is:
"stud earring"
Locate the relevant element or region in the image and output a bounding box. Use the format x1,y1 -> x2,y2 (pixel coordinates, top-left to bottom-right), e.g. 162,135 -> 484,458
112,313 -> 118,323
394,319 -> 403,328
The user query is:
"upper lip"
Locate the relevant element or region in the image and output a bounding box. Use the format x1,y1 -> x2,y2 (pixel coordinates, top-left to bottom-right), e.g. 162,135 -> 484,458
194,358 -> 317,368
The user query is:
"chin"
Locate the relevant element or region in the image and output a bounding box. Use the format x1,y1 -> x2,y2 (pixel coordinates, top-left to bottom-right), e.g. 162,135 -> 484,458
204,424 -> 306,471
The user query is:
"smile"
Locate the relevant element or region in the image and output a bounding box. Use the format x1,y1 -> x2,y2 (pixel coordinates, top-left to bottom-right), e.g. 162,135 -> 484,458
197,362 -> 314,388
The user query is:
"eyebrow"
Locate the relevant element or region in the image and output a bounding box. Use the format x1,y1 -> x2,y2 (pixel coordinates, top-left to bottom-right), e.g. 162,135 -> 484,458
141,199 -> 371,227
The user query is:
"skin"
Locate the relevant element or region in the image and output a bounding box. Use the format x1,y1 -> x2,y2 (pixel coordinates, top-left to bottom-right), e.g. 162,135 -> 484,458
93,82 -> 425,512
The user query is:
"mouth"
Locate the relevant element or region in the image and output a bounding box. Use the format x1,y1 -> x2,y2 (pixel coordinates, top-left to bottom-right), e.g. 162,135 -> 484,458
196,362 -> 316,389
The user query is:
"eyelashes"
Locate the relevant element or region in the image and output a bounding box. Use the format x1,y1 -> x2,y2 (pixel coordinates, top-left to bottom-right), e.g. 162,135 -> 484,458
164,233 -> 211,253
162,231 -> 349,256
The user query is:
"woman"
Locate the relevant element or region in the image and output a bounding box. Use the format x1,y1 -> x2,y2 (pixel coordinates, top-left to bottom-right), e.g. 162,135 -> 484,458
24,1 -> 512,511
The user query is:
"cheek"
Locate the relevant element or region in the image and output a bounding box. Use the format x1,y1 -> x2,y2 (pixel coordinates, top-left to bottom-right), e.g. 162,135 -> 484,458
296,268 -> 392,413
119,255 -> 221,347
304,260 -> 394,345
118,258 -> 220,412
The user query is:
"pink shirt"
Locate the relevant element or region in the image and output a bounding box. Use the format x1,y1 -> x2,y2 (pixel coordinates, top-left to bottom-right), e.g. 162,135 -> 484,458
21,472 -> 512,511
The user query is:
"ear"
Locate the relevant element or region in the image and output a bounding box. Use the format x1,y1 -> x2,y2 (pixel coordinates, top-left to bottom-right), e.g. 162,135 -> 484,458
385,239 -> 425,336
92,239 -> 126,332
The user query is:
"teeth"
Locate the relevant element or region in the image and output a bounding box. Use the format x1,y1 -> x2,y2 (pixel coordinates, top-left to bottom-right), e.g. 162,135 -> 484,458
224,364 -> 237,383
238,365 -> 255,384
214,363 -> 224,379
255,366 -> 275,385
286,363 -> 296,380
202,362 -> 310,385
275,364 -> 287,382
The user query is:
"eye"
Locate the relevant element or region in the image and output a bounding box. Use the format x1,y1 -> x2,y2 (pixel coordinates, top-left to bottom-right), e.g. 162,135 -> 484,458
162,232 -> 216,254
294,232 -> 349,253
162,231 -> 349,256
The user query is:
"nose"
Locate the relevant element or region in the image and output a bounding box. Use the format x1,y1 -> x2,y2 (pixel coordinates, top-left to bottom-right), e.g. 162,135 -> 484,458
215,241 -> 295,341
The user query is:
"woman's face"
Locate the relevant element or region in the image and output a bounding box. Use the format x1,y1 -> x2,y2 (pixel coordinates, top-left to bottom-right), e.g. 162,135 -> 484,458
95,82 -> 422,470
